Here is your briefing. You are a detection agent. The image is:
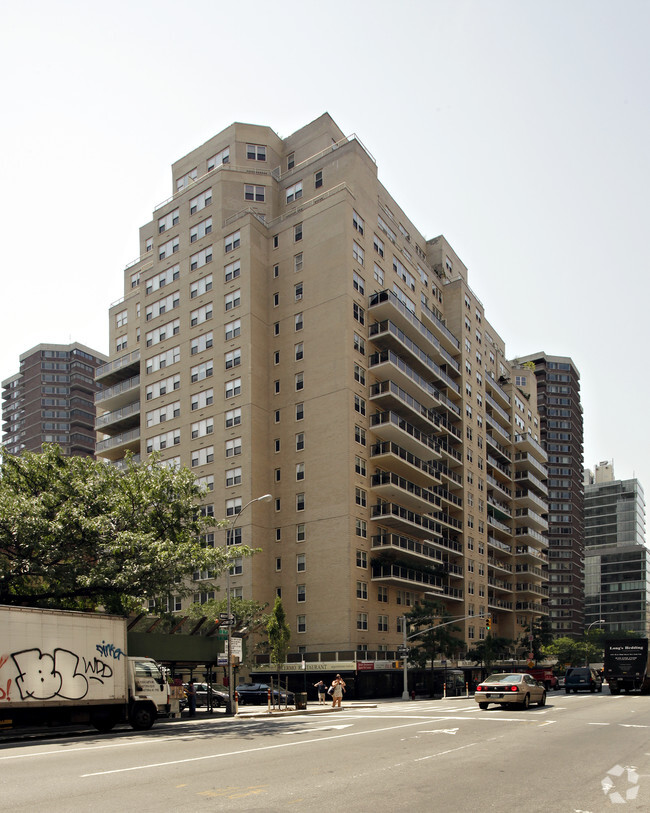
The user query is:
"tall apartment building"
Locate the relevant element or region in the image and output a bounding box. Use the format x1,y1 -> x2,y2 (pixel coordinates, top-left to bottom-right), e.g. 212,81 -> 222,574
584,463 -> 648,635
96,114 -> 549,660
2,343 -> 107,457
517,353 -> 584,637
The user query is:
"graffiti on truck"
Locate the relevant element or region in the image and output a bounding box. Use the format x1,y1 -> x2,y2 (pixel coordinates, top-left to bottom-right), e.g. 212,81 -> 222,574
0,648 -> 116,702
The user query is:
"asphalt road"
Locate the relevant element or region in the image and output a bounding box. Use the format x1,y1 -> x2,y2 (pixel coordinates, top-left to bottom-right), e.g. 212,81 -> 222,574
1,691 -> 649,812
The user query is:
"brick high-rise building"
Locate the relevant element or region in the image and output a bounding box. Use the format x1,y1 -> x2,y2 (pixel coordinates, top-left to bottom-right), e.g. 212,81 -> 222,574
517,353 -> 585,637
2,343 -> 107,457
96,114 -> 549,664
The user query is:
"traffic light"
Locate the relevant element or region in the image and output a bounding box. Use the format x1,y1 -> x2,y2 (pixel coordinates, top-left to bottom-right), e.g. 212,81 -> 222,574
485,615 -> 491,631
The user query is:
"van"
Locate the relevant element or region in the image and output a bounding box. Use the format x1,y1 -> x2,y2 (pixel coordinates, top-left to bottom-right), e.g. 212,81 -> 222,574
565,667 -> 603,693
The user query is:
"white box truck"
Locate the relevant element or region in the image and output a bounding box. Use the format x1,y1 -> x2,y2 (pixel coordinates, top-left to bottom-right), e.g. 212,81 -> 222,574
0,606 -> 170,732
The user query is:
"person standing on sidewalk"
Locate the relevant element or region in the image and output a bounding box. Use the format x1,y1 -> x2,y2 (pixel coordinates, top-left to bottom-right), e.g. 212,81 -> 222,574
330,675 -> 346,708
314,679 -> 327,705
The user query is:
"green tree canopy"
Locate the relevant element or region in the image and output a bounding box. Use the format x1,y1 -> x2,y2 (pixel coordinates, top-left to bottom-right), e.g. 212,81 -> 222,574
405,599 -> 461,668
267,596 -> 291,669
0,445 -> 253,614
186,596 -> 269,634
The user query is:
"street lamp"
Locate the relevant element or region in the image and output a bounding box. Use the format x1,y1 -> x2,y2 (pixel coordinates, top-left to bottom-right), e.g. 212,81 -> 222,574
224,493 -> 272,713
586,619 -> 605,634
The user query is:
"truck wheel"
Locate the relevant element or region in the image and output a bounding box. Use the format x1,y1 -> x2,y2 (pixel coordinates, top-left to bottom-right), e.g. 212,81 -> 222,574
92,713 -> 117,733
130,703 -> 156,730
478,702 -> 489,710
565,688 -> 569,694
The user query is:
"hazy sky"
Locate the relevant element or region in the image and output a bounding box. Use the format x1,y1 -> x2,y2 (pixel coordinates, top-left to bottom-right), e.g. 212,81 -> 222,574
1,0 -> 648,498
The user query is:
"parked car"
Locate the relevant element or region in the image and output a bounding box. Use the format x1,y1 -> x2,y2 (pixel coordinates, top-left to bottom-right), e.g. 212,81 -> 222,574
474,673 -> 546,710
235,683 -> 295,706
564,667 -> 603,693
192,683 -> 230,708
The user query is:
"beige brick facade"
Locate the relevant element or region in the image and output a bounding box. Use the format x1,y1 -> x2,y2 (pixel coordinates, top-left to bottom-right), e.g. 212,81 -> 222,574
96,113 -> 549,661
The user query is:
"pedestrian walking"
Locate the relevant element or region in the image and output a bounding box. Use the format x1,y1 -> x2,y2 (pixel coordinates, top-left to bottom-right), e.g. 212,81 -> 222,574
330,674 -> 346,708
314,679 -> 327,704
186,678 -> 197,717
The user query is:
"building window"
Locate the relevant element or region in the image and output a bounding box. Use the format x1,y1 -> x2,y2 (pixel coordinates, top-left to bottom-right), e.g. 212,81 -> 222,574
378,586 -> 388,603
373,263 -> 384,285
355,456 -> 366,476
224,231 -> 240,253
296,462 -> 305,481
225,349 -> 241,369
296,524 -> 306,542
355,487 -> 367,507
286,181 -> 302,203
287,152 -> 295,170
225,467 -> 242,486
208,148 -> 229,171
159,237 -> 179,260
295,312 -> 303,331
225,290 -> 241,311
354,395 -> 366,416
190,274 -> 213,299
353,303 -> 365,325
190,188 -> 212,214
354,364 -> 366,385
296,493 -> 305,511
297,553 -> 306,572
296,402 -> 304,420
314,170 -> 323,188
297,615 -> 306,633
297,584 -> 306,602
225,438 -> 242,457
356,519 -> 367,538
378,615 -> 388,632
294,282 -> 303,301
294,342 -> 304,361
246,144 -> 266,161
190,247 -> 213,270
225,260 -> 240,282
245,184 -> 265,202
355,425 -> 366,446
225,319 -> 241,340
225,407 -> 241,427
294,223 -> 303,242
295,372 -> 304,391
356,550 -> 368,568
225,378 -> 241,398
296,433 -> 305,451
353,241 -> 364,266
353,271 -> 365,294
357,613 -> 368,631
353,210 -> 364,235
190,360 -> 214,383
374,234 -> 384,257
356,581 -> 368,600
294,253 -> 303,273
190,217 -> 212,242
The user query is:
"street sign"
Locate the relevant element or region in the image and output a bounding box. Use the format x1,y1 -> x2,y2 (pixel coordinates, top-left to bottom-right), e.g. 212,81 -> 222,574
219,619 -> 236,627
217,629 -> 228,639
219,612 -> 236,622
397,647 -> 409,655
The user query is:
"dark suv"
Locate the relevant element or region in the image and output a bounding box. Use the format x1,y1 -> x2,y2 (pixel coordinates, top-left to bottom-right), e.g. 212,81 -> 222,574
565,667 -> 603,693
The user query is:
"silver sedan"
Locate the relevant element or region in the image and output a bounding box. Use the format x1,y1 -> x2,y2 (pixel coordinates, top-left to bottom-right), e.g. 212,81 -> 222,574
474,673 -> 546,710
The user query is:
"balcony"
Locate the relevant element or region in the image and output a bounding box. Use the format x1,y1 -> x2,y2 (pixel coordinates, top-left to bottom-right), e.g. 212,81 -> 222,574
484,375 -> 511,409
371,501 -> 443,539
96,350 -> 141,385
95,400 -> 141,432
95,374 -> 140,409
368,288 -> 460,356
488,598 -> 513,611
515,545 -> 547,564
96,427 -> 140,461
488,557 -> 512,573
513,433 -> 547,462
371,470 -> 442,514
486,431 -> 511,463
514,469 -> 548,497
485,392 -> 510,423
516,583 -> 548,597
487,495 -> 511,521
488,536 -> 512,555
371,563 -> 445,593
487,454 -> 512,481
487,473 -> 512,499
486,412 -> 511,443
514,451 -> 547,480
371,531 -> 462,567
514,526 -> 547,546
487,514 -> 511,536
515,602 -> 549,615
368,320 -> 460,394
370,440 -> 441,488
370,410 -> 441,461
369,351 -> 460,417
488,577 -> 513,593
515,488 -> 547,512
515,508 -> 548,532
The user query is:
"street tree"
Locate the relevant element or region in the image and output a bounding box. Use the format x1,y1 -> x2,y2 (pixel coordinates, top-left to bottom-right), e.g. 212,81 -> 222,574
467,635 -> 514,674
406,599 -> 461,693
267,596 -> 291,697
519,616 -> 554,662
0,445 -> 254,614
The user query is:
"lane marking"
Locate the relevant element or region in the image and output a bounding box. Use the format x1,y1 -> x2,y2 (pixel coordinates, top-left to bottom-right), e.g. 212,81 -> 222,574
415,742 -> 478,762
0,734 -> 185,761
